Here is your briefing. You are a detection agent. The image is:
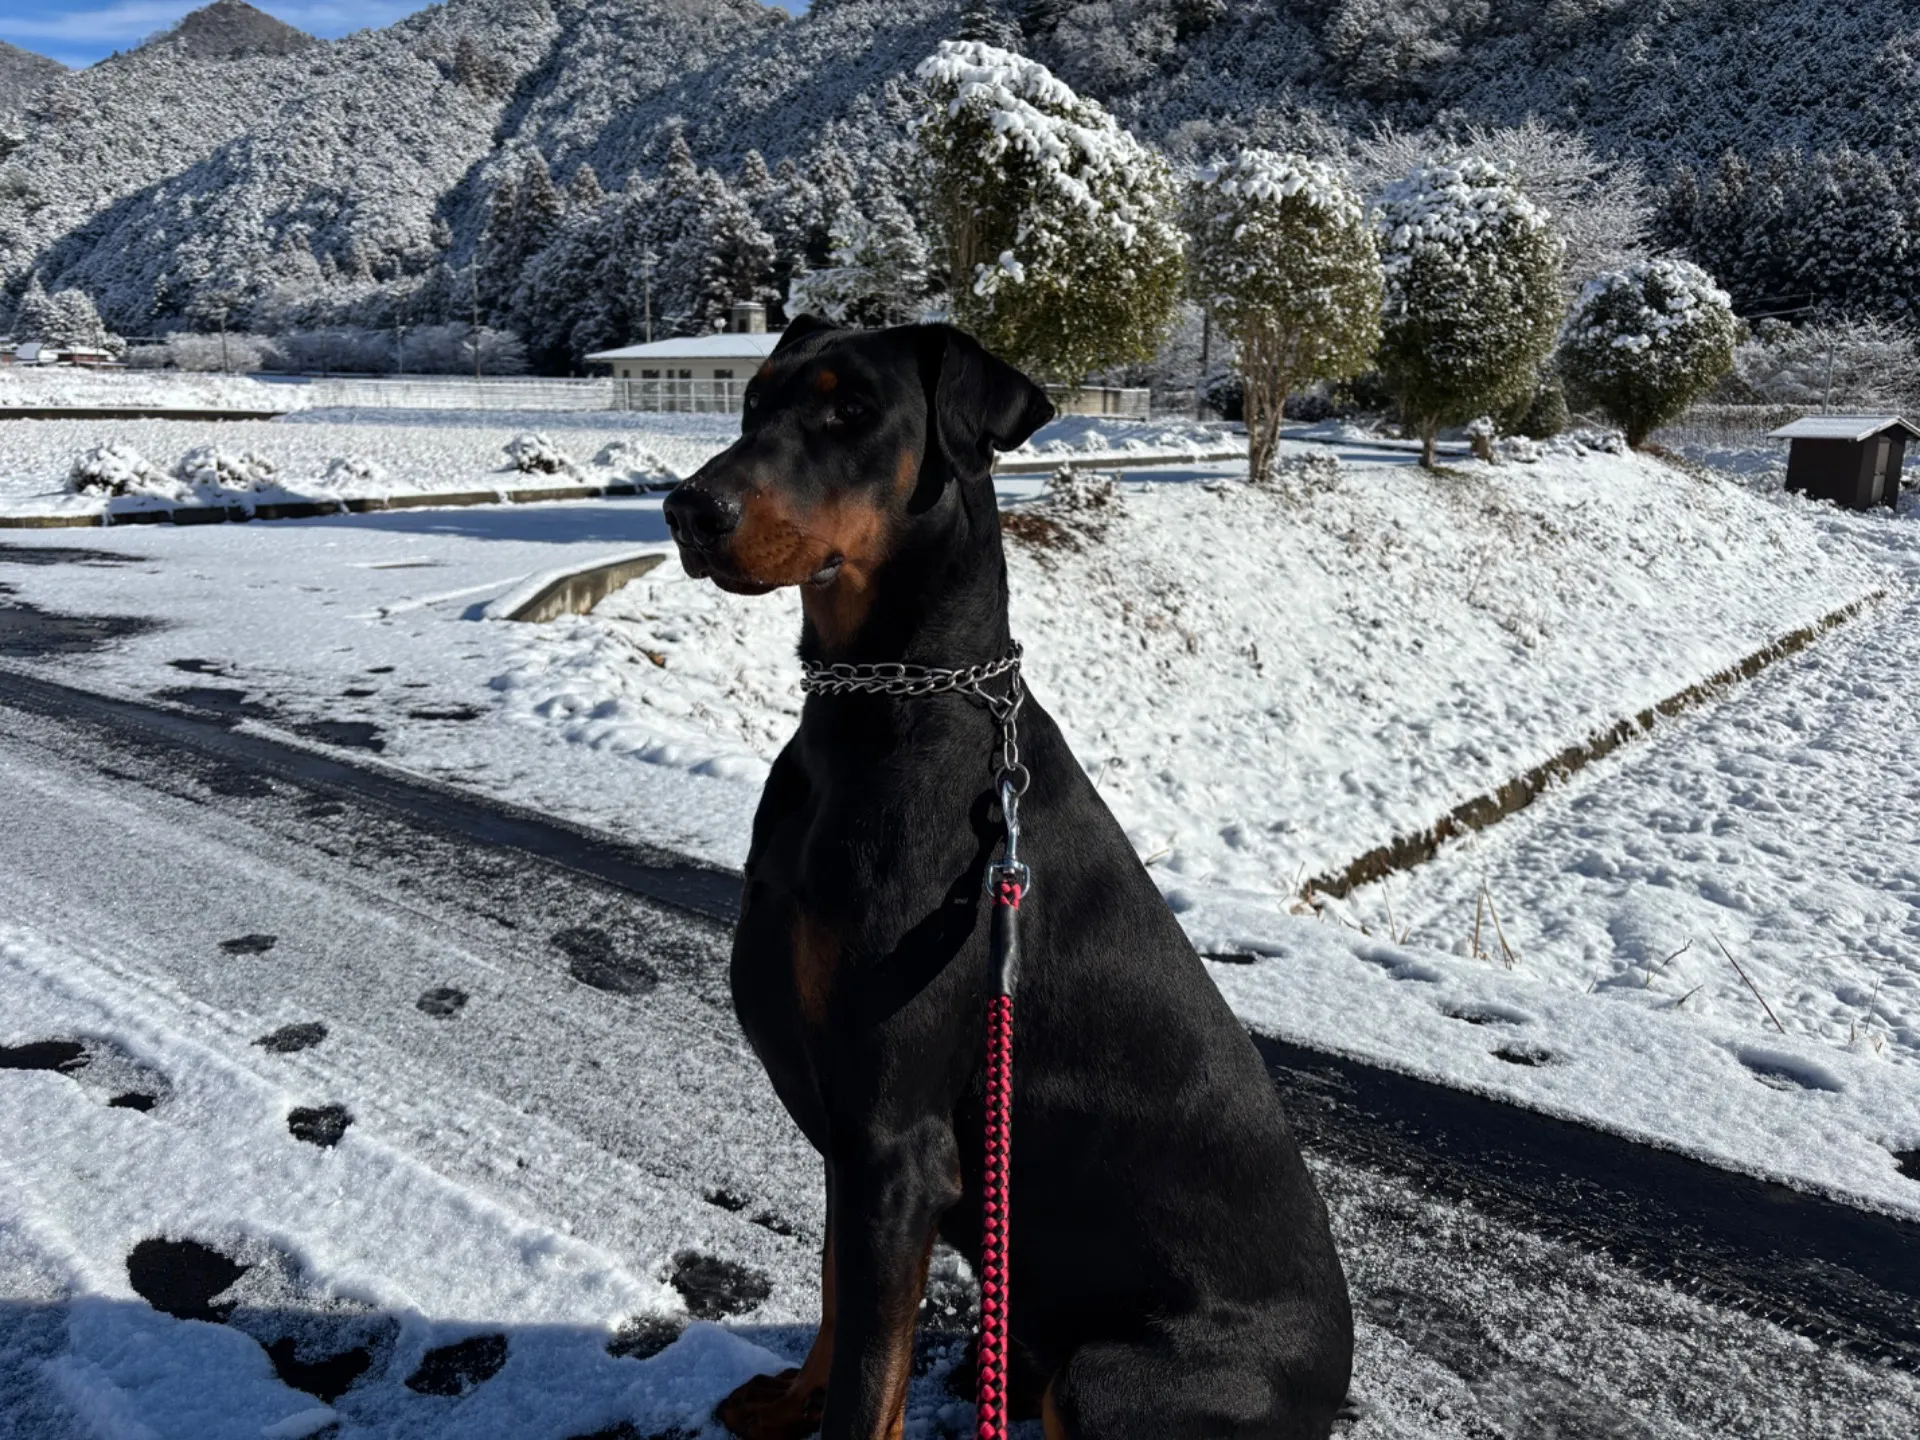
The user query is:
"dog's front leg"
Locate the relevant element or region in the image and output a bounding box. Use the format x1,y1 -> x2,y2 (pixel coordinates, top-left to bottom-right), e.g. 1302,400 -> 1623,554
820,1118 -> 963,1440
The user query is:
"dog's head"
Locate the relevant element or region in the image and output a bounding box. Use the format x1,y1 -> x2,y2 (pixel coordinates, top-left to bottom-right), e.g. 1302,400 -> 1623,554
662,318 -> 1051,641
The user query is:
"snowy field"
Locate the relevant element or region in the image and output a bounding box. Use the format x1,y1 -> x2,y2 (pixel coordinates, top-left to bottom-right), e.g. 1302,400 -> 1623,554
6,415 -> 1918,1223
0,406 -> 1235,519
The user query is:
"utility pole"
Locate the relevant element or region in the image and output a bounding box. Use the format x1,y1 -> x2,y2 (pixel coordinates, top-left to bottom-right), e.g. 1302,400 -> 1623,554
218,303 -> 230,374
1195,307 -> 1211,421
394,315 -> 405,376
1823,338 -> 1836,415
643,251 -> 655,346
470,260 -> 483,382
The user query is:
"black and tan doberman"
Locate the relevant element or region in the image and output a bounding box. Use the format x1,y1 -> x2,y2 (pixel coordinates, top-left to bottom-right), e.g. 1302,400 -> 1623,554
663,316 -> 1352,1440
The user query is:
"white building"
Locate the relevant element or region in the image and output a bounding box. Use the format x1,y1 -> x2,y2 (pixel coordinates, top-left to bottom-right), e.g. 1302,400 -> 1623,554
586,302 -> 781,412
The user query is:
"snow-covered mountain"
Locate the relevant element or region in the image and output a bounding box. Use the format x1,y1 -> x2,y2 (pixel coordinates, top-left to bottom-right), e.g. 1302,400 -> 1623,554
0,40 -> 65,125
3,0 -> 1916,338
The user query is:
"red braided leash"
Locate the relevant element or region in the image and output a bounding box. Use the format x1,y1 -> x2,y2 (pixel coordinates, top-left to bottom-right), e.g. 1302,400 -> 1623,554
977,877 -> 1022,1439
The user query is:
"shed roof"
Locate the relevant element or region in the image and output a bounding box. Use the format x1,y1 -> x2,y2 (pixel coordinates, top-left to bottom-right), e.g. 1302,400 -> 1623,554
585,332 -> 784,362
1766,414 -> 1920,442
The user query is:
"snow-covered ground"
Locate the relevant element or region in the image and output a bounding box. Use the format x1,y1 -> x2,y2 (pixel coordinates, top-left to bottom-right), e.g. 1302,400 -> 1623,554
0,413 -> 735,519
3,423 -> 1917,1220
0,368 -> 307,413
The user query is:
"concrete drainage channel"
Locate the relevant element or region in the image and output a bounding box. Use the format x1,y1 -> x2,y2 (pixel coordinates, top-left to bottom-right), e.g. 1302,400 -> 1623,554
2,663 -> 1917,1378
1309,589 -> 1887,899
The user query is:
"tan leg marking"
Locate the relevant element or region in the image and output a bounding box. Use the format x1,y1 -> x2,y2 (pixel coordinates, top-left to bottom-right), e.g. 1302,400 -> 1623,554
790,911 -> 839,1029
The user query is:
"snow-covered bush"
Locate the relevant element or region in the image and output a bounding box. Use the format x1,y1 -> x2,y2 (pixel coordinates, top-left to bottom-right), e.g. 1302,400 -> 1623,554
1375,158 -> 1564,467
1187,150 -> 1383,481
591,439 -> 678,489
68,443 -> 178,498
1047,464 -> 1120,513
164,331 -> 273,373
1559,259 -> 1739,448
175,445 -> 278,492
1350,120 -> 1651,296
319,456 -> 389,493
506,433 -> 571,474
785,194 -> 934,328
916,41 -> 1185,383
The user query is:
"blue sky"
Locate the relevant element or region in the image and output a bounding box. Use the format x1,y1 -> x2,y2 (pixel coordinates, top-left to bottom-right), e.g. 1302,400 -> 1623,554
2,1 -> 805,71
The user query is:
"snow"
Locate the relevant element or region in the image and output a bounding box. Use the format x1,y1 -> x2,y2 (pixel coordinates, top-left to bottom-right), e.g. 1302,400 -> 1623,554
0,921 -> 792,1439
1769,415 -> 1920,442
999,414 -> 1240,464
0,368 -> 303,413
4,420 -> 1917,1221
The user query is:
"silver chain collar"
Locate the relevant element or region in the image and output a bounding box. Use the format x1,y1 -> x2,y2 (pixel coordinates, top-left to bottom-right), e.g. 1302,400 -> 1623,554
799,642 -> 1033,894
799,641 -> 1028,794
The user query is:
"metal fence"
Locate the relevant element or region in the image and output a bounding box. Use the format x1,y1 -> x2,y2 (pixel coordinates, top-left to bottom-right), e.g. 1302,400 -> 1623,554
610,378 -> 749,413
295,376 -> 618,412
1651,404 -> 1803,453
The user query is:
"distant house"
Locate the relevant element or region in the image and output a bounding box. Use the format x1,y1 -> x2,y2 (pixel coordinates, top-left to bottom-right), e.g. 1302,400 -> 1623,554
1767,414 -> 1919,510
8,342 -> 117,368
586,302 -> 780,412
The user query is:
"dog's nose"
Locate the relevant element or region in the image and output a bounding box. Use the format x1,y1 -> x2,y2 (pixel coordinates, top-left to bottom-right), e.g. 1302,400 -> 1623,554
664,486 -> 740,550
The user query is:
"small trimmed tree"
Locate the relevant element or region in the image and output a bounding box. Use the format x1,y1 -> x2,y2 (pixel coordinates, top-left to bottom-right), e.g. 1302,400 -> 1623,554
1558,258 -> 1740,448
1188,150 -> 1383,480
915,40 -> 1185,384
1375,158 -> 1563,467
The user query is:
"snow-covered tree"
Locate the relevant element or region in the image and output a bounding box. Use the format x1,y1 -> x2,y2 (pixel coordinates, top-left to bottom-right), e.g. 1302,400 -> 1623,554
787,193 -> 933,328
1351,120 -> 1650,296
957,0 -> 1025,52
1188,150 -> 1383,480
46,286 -> 122,353
1729,316 -> 1920,412
1559,258 -> 1739,447
916,40 -> 1184,384
1375,158 -> 1564,467
11,274 -> 57,342
695,181 -> 779,332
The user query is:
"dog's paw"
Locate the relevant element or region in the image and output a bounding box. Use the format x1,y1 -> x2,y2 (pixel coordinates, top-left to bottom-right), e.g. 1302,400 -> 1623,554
715,1367 -> 825,1440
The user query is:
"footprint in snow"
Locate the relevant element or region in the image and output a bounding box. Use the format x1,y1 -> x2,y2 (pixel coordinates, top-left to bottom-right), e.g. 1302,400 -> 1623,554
552,926 -> 660,997
415,987 -> 468,1018
254,1022 -> 328,1053
219,933 -> 278,956
404,1333 -> 509,1396
287,1104 -> 352,1147
0,1036 -> 170,1111
126,1234 -> 396,1402
667,1250 -> 771,1320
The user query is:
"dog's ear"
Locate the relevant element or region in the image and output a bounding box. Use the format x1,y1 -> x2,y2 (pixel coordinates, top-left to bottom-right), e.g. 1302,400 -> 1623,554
916,325 -> 1054,474
773,313 -> 837,356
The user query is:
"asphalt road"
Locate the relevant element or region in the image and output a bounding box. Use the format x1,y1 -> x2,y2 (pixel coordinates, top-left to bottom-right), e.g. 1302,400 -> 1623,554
1,662 -> 1917,1438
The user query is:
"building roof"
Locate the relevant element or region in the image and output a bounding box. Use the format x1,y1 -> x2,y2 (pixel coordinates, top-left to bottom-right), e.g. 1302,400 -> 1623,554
585,332 -> 785,363
1766,414 -> 1920,442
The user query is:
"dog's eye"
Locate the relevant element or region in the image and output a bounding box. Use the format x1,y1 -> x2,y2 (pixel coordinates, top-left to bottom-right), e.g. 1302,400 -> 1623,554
744,391 -> 760,411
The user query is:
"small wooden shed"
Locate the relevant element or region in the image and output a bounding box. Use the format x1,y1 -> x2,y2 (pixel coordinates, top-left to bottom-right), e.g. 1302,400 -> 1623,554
1768,414 -> 1920,510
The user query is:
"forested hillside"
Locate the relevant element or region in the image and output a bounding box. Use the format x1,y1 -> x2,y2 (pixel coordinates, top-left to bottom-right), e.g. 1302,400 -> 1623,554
2,0 -> 1916,352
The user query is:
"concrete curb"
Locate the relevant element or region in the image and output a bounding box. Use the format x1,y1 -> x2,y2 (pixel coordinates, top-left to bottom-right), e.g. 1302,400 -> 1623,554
0,407 -> 288,421
993,447 -> 1245,474
1309,589 -> 1888,899
487,550 -> 669,623
0,479 -> 661,531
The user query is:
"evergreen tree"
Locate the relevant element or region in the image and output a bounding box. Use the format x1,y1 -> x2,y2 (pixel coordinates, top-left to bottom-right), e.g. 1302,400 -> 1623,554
45,286 -> 122,353
1375,158 -> 1564,467
567,163 -> 605,211
788,193 -> 933,328
696,179 -> 779,332
916,41 -> 1185,384
803,143 -> 859,269
957,0 -> 1024,51
1559,258 -> 1739,447
13,274 -> 57,343
1187,150 -> 1383,481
